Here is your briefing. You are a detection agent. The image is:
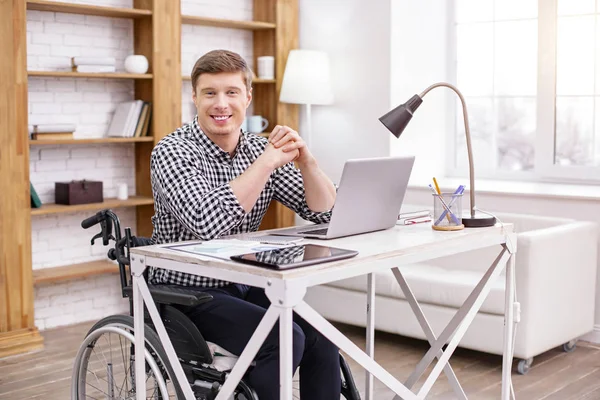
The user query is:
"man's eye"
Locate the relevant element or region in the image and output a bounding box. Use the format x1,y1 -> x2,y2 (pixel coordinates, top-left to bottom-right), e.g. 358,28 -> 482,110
205,92 -> 215,96
228,91 -> 238,95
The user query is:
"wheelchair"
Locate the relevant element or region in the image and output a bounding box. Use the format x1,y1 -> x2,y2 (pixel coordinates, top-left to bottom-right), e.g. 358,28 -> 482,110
71,209 -> 361,399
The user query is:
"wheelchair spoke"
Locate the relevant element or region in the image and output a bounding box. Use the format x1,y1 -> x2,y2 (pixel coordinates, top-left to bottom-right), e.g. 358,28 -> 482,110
117,334 -> 130,395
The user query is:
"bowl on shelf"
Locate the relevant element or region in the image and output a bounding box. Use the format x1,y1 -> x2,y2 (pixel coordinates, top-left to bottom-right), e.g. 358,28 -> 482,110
124,55 -> 149,74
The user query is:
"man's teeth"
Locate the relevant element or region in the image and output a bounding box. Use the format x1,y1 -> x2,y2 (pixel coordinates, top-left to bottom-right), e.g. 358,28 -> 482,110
213,116 -> 229,121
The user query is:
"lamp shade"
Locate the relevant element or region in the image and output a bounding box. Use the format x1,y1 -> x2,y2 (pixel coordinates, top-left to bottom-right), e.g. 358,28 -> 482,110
378,94 -> 423,138
279,50 -> 334,105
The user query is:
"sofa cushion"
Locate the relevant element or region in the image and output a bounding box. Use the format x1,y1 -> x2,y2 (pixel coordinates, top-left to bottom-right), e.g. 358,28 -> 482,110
325,264 -> 506,315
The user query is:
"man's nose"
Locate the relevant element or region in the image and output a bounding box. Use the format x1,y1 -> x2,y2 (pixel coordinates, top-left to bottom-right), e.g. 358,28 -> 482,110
214,93 -> 228,108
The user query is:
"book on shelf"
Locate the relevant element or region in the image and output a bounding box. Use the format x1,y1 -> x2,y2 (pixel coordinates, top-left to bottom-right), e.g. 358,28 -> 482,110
71,57 -> 116,67
72,65 -> 117,73
31,132 -> 74,140
29,123 -> 77,134
30,182 -> 42,208
134,102 -> 152,137
107,100 -> 151,138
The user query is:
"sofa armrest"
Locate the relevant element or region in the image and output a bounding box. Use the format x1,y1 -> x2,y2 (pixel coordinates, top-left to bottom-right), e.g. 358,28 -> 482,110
515,221 -> 598,356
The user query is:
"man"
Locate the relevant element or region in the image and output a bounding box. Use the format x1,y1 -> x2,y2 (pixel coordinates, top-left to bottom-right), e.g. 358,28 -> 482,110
149,49 -> 340,399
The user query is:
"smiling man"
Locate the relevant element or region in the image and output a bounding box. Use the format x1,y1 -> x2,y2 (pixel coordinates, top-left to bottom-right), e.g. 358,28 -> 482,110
149,49 -> 339,399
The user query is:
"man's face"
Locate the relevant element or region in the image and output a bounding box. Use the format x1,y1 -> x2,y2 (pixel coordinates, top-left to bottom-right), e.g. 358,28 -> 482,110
192,71 -> 252,139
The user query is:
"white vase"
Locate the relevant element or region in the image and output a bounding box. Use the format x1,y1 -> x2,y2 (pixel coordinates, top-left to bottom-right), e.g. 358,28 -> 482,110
124,55 -> 149,74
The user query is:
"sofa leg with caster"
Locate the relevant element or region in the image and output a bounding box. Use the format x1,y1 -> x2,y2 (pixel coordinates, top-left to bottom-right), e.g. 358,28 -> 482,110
516,357 -> 534,375
562,339 -> 577,353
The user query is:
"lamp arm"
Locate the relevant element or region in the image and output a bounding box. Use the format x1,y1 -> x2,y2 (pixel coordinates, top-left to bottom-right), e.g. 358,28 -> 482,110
419,82 -> 475,219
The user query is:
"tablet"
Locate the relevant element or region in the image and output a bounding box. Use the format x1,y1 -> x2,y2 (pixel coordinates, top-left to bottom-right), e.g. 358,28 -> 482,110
230,244 -> 358,270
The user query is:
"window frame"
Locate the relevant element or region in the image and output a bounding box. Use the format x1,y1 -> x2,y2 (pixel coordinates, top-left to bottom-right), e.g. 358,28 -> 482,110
446,0 -> 600,183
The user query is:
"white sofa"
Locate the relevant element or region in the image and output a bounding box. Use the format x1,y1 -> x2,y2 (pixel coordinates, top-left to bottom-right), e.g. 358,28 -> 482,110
305,212 -> 598,372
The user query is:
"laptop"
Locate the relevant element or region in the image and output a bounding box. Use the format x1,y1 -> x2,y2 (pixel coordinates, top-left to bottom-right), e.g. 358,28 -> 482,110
272,156 -> 415,239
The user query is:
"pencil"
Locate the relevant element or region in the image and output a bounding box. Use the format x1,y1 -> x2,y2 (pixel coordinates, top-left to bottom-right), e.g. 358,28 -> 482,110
432,177 -> 452,223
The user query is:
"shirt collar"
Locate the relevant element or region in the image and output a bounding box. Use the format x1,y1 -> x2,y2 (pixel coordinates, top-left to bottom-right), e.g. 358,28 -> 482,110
191,116 -> 248,161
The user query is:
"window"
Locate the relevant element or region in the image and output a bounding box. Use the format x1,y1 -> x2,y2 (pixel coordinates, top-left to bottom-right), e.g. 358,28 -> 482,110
450,0 -> 600,181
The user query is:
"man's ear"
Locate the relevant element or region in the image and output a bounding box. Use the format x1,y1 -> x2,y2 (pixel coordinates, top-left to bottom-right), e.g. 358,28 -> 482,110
192,89 -> 198,108
246,87 -> 253,108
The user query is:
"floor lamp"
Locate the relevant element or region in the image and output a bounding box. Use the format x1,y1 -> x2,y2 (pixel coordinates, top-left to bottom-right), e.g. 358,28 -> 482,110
379,82 -> 496,228
279,50 -> 334,149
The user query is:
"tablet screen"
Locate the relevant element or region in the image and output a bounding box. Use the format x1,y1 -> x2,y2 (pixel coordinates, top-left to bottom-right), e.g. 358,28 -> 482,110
231,244 -> 358,269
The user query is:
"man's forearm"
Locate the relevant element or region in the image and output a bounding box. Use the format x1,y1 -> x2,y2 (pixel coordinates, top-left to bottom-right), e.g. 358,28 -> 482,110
298,159 -> 336,212
230,157 -> 274,212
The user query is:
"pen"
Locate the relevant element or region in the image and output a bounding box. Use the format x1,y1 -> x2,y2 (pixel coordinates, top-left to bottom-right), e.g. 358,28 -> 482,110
404,218 -> 432,225
434,185 -> 465,225
432,177 -> 452,223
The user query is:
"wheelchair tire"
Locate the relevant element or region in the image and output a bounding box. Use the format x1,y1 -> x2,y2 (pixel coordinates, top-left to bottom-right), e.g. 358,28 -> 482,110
71,314 -> 185,399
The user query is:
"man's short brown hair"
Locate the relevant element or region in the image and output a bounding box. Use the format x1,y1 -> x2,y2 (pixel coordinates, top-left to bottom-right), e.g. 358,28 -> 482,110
191,49 -> 253,92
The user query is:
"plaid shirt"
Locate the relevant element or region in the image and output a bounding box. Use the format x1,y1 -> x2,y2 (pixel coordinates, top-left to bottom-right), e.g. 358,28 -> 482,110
149,117 -> 332,287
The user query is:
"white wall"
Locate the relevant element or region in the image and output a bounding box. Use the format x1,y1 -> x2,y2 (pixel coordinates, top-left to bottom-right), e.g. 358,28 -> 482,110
28,0 -> 253,330
298,0 -> 392,184
389,0 -> 451,184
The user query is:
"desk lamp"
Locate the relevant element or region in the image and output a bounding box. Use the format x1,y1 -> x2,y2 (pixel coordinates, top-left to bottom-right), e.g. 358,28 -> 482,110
279,49 -> 334,149
379,82 -> 495,227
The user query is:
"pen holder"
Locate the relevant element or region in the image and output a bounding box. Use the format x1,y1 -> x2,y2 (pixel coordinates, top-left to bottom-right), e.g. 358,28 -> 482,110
432,193 -> 464,231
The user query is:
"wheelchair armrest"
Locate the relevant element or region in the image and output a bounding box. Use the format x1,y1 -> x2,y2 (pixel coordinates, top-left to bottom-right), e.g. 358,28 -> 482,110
123,284 -> 213,307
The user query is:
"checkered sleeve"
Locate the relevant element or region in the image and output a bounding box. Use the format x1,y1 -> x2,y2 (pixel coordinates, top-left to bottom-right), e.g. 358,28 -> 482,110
271,162 -> 332,224
151,140 -> 246,240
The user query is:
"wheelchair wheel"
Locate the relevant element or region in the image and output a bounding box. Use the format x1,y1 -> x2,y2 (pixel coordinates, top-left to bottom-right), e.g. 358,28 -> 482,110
71,315 -> 183,399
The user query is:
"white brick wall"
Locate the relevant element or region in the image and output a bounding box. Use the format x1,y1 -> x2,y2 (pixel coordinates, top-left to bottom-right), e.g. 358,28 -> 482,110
34,274 -> 129,330
29,0 -> 254,331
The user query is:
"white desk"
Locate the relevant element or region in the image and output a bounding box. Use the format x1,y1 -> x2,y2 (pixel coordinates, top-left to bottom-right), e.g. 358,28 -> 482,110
129,223 -> 517,400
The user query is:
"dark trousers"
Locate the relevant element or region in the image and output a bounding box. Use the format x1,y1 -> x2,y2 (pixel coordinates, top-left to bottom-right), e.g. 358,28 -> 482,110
180,284 -> 341,400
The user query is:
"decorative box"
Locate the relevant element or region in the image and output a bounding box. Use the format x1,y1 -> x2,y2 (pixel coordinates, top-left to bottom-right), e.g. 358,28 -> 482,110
55,180 -> 103,205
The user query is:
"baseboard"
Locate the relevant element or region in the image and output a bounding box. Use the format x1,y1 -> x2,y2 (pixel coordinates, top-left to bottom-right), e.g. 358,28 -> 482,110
581,324 -> 600,344
0,327 -> 44,358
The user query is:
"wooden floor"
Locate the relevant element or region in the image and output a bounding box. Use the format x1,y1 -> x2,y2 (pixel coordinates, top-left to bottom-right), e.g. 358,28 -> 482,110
1,321 -> 600,399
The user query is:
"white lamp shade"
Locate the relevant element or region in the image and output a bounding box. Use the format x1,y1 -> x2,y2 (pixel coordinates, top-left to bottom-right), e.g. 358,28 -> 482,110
279,50 -> 334,105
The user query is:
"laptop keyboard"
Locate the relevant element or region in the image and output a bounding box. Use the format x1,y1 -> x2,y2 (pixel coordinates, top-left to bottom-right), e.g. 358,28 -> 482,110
298,228 -> 329,236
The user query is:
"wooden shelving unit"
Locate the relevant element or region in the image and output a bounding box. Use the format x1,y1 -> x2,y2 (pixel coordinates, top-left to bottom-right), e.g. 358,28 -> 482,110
33,260 -> 119,285
28,71 -> 152,80
26,0 -> 151,19
0,0 -> 181,357
181,14 -> 275,30
2,0 -> 297,358
31,196 -> 155,216
30,137 -> 154,145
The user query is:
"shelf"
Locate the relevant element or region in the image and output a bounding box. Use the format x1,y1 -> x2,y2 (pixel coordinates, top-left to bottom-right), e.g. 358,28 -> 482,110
181,14 -> 275,30
31,196 -> 154,216
30,137 -> 154,145
33,260 -> 119,285
26,0 -> 152,19
182,76 -> 275,84
28,70 -> 152,80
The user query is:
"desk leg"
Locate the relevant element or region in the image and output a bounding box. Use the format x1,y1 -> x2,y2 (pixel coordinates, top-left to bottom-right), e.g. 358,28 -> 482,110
280,306 -> 294,400
218,305 -> 281,400
132,275 -> 146,400
265,280 -> 307,400
392,268 -> 466,400
135,274 -> 197,400
366,273 -> 375,400
294,301 -> 417,400
502,250 -> 516,400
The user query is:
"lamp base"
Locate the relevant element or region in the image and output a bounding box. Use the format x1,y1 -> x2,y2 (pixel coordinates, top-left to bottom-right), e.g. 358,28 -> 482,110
462,215 -> 496,228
